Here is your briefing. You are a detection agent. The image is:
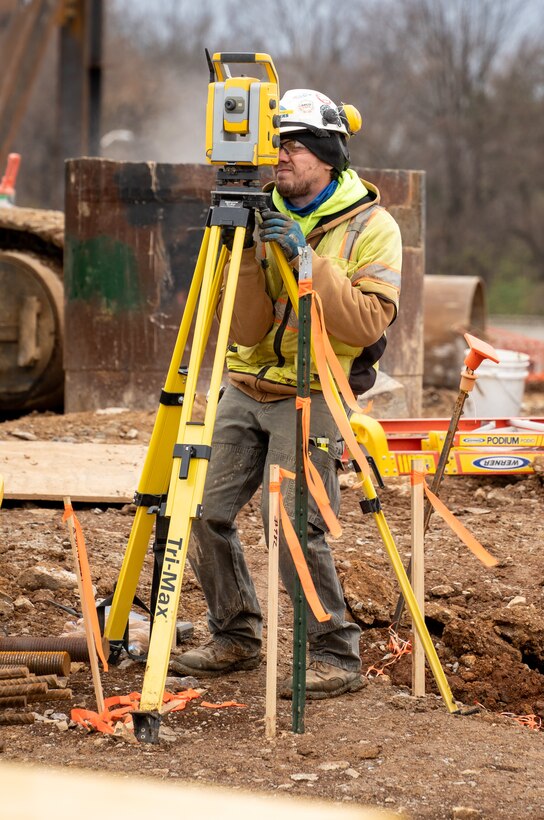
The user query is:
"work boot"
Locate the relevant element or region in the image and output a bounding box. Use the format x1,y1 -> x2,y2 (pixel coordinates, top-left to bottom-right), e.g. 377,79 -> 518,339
279,660 -> 366,700
170,640 -> 261,678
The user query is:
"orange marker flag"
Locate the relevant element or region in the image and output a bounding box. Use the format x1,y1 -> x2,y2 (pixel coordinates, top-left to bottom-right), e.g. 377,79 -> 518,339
277,468 -> 331,623
63,499 -> 109,671
412,471 -> 498,568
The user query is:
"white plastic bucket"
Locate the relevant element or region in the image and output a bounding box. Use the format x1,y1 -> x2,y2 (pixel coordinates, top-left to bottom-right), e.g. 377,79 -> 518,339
464,348 -> 530,418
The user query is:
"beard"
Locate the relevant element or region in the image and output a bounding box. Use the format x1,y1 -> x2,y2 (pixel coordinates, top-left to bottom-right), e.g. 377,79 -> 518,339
273,162 -> 332,203
274,175 -> 312,200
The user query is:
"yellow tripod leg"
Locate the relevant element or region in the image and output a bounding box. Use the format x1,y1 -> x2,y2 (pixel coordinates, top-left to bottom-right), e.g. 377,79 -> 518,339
104,229 -> 226,642
356,471 -> 458,712
138,225 -> 247,715
270,242 -> 457,713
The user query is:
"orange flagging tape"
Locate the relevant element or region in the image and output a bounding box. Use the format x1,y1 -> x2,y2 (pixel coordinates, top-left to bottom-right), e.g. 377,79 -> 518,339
501,712 -> 542,731
62,503 -> 109,671
71,710 -> 116,734
296,396 -> 342,538
71,689 -> 202,734
265,282 -> 379,623
200,701 -> 247,709
274,468 -> 331,624
410,468 -> 426,486
365,626 -> 412,678
308,292 -> 371,479
161,690 -> 202,712
411,470 -> 498,567
311,293 -> 369,415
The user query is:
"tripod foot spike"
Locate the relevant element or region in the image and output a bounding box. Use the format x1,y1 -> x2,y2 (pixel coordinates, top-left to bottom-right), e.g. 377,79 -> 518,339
453,705 -> 482,717
132,710 -> 162,743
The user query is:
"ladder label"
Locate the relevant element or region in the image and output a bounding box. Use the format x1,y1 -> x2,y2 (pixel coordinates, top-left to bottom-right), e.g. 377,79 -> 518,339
461,433 -> 543,446
472,455 -> 531,471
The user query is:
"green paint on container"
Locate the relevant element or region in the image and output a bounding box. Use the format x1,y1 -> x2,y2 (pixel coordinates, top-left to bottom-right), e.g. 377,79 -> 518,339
66,236 -> 142,311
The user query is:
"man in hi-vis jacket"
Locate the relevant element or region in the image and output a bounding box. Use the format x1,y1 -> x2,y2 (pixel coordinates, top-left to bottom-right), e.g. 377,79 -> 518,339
175,88 -> 402,699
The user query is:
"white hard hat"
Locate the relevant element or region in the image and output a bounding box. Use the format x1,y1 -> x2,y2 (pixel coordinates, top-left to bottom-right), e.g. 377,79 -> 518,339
279,89 -> 352,137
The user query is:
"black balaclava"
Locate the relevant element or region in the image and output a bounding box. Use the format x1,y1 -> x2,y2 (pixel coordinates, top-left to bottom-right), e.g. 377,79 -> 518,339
285,130 -> 350,176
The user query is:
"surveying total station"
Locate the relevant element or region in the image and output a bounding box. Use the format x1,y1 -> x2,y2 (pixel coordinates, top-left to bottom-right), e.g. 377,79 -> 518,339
104,50 -> 461,743
205,50 -> 280,167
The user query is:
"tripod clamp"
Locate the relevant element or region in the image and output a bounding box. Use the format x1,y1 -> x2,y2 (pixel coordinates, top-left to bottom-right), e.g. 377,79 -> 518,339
210,188 -> 271,229
173,442 -> 212,481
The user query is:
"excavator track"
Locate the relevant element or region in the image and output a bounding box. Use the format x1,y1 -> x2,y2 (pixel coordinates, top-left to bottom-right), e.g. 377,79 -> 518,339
0,207 -> 65,412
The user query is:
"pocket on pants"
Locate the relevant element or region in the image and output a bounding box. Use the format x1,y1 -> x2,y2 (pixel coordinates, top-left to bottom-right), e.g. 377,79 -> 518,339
306,438 -> 341,531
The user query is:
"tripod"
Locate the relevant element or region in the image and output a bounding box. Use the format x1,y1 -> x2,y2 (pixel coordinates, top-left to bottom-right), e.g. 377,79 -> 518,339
103,170 -> 279,741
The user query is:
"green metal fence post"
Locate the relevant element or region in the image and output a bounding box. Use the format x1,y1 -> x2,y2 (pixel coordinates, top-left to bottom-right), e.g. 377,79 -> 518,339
292,246 -> 312,733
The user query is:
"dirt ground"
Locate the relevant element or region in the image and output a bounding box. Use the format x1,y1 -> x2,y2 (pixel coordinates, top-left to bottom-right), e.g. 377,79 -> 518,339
1,386 -> 544,818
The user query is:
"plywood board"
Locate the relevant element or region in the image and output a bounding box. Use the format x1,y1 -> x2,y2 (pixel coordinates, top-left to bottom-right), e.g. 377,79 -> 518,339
0,442 -> 148,502
0,760 -> 393,820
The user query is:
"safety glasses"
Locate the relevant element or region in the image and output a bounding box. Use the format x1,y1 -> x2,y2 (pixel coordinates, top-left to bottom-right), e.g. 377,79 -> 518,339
279,139 -> 310,157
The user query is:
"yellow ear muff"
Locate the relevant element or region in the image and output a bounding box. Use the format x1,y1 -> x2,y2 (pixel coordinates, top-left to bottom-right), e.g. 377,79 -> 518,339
341,104 -> 363,135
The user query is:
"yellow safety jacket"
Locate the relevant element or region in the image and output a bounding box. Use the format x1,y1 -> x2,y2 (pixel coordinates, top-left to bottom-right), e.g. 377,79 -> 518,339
224,170 -> 402,402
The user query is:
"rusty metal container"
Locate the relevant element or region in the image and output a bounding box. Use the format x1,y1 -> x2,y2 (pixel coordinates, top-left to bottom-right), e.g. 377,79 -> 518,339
64,159 -> 211,411
64,160 -> 425,416
423,275 -> 487,388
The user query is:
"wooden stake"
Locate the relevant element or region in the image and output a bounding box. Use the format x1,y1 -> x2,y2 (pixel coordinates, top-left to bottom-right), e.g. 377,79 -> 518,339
411,460 -> 425,697
265,464 -> 280,739
63,497 -> 104,714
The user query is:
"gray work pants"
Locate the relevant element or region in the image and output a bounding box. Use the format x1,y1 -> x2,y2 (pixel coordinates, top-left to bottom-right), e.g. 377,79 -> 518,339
189,384 -> 361,671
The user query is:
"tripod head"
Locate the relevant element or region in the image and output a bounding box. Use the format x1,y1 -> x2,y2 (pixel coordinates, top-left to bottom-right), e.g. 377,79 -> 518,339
205,50 -> 280,179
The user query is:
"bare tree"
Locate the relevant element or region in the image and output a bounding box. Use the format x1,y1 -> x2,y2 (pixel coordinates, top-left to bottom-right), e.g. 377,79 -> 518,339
490,40 -> 544,279
6,0 -> 544,311
99,0 -> 544,309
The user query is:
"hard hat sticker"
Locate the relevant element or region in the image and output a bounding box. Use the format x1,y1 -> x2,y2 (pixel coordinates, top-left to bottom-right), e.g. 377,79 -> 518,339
315,92 -> 334,105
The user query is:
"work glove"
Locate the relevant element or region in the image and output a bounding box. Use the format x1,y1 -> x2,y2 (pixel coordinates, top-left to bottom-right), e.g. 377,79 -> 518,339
221,209 -> 255,251
259,209 -> 306,261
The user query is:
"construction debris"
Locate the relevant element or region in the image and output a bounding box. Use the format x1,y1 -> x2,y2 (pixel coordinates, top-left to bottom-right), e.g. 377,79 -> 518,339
0,650 -> 71,676
0,635 -> 108,662
0,712 -> 34,726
